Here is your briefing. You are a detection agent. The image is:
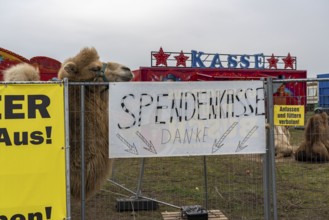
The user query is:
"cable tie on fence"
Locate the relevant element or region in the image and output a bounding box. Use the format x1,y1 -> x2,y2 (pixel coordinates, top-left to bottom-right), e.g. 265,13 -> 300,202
265,123 -> 270,129
51,77 -> 64,86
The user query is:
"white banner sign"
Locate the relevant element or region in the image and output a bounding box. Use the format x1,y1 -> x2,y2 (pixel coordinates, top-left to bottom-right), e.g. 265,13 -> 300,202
109,81 -> 266,158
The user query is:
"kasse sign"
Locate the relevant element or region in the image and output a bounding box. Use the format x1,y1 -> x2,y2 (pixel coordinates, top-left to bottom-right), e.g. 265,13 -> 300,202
108,81 -> 266,158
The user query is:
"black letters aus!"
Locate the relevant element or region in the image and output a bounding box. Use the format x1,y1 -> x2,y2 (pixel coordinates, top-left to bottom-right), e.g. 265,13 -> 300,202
0,128 -> 12,146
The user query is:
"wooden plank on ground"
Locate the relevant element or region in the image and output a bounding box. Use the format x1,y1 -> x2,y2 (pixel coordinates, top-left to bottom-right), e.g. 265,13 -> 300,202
161,209 -> 228,220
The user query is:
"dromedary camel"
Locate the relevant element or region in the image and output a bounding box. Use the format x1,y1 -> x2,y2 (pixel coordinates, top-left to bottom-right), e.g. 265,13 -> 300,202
295,112 -> 329,162
57,47 -> 133,201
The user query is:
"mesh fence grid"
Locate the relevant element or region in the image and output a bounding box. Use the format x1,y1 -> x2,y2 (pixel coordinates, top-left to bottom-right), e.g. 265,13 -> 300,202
71,155 -> 265,220
70,79 -> 328,220
68,83 -> 268,220
2,79 -> 328,220
273,79 -> 329,220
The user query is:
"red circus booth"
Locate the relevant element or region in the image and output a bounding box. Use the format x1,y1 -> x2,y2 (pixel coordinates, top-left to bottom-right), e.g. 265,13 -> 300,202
0,47 -> 60,81
132,47 -> 307,106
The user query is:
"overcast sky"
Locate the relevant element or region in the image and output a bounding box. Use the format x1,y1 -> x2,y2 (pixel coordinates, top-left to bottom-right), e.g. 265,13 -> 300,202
1,0 -> 328,78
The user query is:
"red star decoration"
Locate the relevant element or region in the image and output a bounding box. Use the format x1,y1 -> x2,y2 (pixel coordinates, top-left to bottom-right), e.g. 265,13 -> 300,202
174,50 -> 189,67
152,47 -> 170,66
267,54 -> 279,69
282,53 -> 295,69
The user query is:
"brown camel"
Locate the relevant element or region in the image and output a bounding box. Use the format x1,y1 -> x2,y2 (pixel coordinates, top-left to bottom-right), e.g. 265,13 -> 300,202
57,47 -> 133,201
3,47 -> 133,201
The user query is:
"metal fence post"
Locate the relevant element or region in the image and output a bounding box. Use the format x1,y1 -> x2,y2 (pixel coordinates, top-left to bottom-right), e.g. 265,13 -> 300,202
64,78 -> 71,219
203,156 -> 208,210
80,85 -> 86,220
263,78 -> 271,220
263,135 -> 270,220
265,77 -> 278,220
136,158 -> 145,198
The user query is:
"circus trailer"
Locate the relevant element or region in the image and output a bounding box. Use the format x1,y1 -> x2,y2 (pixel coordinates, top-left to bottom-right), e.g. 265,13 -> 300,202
132,48 -> 307,106
317,73 -> 329,108
0,47 -> 61,81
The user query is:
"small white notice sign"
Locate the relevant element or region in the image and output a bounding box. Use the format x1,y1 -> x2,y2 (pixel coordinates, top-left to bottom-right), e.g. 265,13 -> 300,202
109,81 -> 266,158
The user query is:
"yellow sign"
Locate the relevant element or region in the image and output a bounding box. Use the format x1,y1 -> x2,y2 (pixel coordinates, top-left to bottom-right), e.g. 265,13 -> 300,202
0,84 -> 66,219
274,105 -> 304,126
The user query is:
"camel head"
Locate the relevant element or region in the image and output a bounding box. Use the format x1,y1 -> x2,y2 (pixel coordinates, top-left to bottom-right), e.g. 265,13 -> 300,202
58,47 -> 133,82
3,63 -> 40,82
100,62 -> 133,82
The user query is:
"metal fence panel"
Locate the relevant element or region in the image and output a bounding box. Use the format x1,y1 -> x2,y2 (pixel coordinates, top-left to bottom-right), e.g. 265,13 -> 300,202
273,78 -> 329,220
5,78 -> 329,219
69,82 -> 270,220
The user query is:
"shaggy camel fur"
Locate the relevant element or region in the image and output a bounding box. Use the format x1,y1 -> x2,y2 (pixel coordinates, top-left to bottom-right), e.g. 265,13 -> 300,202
3,63 -> 40,81
274,125 -> 293,158
3,48 -> 133,201
295,112 -> 329,162
57,47 -> 133,201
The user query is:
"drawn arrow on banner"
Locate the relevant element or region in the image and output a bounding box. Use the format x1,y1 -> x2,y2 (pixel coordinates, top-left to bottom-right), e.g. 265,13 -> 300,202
116,133 -> 138,155
136,131 -> 157,154
212,122 -> 238,153
235,125 -> 259,153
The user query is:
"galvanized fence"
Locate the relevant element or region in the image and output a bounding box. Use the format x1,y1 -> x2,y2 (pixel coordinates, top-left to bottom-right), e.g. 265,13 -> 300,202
70,78 -> 329,220
272,77 -> 329,220
69,79 -> 274,220
2,78 -> 329,220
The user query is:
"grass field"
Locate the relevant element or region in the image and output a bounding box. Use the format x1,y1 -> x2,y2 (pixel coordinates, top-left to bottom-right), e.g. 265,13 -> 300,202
71,111 -> 329,220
